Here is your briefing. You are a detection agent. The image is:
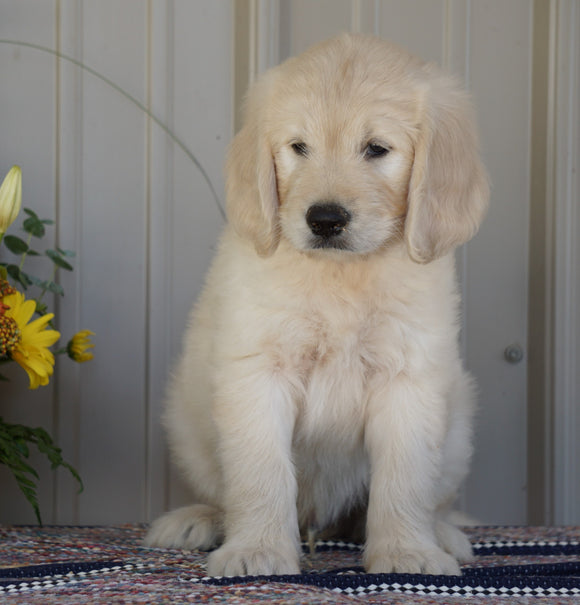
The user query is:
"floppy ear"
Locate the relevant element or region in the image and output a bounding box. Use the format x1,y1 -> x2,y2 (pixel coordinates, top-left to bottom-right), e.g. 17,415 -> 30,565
226,78 -> 280,257
405,75 -> 489,263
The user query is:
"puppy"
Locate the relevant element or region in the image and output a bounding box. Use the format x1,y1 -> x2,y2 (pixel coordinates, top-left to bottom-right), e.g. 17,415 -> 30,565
145,33 -> 489,577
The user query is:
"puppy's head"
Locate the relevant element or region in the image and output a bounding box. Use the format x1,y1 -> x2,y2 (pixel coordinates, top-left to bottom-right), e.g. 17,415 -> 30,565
227,34 -> 489,262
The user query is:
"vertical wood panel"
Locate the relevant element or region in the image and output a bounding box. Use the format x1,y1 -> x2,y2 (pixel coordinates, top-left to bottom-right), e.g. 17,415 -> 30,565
442,0 -> 469,77
280,0 -> 352,58
146,0 -> 234,518
166,0 -> 232,511
0,0 -> 58,523
75,0 -> 149,523
463,0 -> 531,524
527,0 -> 552,525
552,0 -> 580,524
146,0 -> 175,524
54,0 -> 85,524
1,0 -> 233,525
376,0 -> 446,63
3,0 -> 573,527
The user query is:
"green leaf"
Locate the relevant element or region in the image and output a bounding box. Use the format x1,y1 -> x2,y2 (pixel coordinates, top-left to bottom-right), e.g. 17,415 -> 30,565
26,275 -> 46,288
14,439 -> 30,458
15,481 -> 41,524
64,463 -> 84,493
46,281 -> 65,297
0,439 -> 42,523
0,418 -> 83,524
3,235 -> 29,254
45,250 -> 73,271
35,301 -> 48,315
6,265 -> 31,289
22,216 -> 46,238
57,248 -> 76,258
23,209 -> 53,224
13,458 -> 39,480
28,275 -> 65,297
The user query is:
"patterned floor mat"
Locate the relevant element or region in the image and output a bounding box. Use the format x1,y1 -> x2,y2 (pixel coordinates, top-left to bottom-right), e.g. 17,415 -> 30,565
1,525 -> 579,603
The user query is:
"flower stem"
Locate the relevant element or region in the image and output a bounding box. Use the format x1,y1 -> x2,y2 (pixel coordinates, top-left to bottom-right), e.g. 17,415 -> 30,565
36,264 -> 58,305
18,232 -> 33,271
0,38 -> 225,221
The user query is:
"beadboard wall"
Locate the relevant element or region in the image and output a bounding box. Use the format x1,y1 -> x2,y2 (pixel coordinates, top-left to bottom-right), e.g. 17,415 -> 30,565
0,0 -> 578,526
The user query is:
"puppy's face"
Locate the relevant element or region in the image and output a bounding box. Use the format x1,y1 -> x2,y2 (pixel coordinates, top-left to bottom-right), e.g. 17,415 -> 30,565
272,87 -> 417,256
227,35 -> 489,262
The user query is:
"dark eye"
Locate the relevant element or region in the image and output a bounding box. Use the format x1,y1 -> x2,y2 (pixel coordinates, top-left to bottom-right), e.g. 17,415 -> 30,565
364,142 -> 390,159
291,141 -> 308,157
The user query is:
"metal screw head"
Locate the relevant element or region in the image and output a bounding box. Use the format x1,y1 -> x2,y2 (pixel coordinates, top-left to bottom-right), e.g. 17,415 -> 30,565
504,344 -> 524,364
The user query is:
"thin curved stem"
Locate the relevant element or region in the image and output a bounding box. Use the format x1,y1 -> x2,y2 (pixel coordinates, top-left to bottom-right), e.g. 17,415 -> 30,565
0,39 -> 226,220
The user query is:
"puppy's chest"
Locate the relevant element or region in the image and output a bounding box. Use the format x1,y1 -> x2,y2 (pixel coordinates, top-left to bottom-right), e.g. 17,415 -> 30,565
272,304 -> 397,435
305,315 -> 376,375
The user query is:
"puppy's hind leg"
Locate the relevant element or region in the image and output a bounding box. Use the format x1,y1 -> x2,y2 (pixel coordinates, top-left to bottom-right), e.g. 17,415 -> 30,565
434,515 -> 474,563
144,504 -> 224,551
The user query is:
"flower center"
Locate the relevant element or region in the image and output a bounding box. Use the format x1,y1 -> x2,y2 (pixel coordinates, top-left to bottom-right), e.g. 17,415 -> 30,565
0,314 -> 21,357
0,279 -> 16,297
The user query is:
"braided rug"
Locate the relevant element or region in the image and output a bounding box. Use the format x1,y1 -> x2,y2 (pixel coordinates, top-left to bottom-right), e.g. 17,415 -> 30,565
1,525 -> 579,603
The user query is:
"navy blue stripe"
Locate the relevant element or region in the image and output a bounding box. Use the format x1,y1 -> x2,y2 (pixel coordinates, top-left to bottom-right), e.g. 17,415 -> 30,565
0,560 -> 122,581
202,562 -> 580,593
474,543 -> 580,556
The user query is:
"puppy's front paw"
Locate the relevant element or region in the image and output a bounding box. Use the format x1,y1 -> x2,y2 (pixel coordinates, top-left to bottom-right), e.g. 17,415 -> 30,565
207,543 -> 300,577
144,504 -> 223,550
364,544 -> 461,576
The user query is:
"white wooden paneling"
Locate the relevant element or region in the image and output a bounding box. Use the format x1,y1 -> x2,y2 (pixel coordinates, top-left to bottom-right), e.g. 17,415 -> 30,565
0,0 -> 231,524
1,0 -> 577,527
462,0 -> 532,524
527,0 -> 580,526
163,0 -> 232,515
0,0 -> 58,523
146,0 -> 176,528
54,0 -> 85,523
70,0 -> 148,524
279,0 -> 352,58
375,0 -> 447,64
551,0 -> 580,525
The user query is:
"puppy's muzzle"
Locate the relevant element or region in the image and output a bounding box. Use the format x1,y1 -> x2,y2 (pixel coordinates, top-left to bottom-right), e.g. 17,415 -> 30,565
306,203 -> 351,248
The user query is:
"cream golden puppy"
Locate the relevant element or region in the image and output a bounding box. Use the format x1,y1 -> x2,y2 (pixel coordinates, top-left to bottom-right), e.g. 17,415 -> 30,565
145,33 -> 489,577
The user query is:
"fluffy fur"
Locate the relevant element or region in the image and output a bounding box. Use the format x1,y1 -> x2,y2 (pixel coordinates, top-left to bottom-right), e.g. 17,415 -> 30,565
145,33 -> 489,577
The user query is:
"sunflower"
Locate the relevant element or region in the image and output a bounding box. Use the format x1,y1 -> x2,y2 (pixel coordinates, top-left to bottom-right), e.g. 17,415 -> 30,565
1,291 -> 60,389
67,330 -> 95,363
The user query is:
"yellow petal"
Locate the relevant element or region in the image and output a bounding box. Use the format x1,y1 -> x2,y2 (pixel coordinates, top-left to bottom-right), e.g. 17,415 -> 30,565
21,324 -> 60,348
3,292 -> 36,326
11,348 -> 53,389
67,330 -> 95,362
24,312 -> 55,332
76,330 -> 95,339
33,331 -> 61,348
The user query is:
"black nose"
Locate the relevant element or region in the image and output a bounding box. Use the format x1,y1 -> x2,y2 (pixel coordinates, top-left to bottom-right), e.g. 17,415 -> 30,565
306,203 -> 351,238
